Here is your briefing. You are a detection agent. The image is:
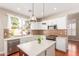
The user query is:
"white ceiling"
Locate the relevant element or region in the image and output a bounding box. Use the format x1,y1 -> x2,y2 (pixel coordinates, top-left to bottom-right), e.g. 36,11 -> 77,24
0,3 -> 79,18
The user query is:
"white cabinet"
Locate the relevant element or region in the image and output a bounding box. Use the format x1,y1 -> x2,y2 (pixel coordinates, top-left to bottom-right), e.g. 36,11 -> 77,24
31,22 -> 47,30
46,45 -> 55,56
42,16 -> 67,29
56,37 -> 68,52
31,22 -> 39,29
56,17 -> 67,29
38,44 -> 55,56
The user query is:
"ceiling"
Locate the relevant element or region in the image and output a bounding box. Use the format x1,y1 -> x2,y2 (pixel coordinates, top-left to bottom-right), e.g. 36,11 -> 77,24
0,3 -> 79,18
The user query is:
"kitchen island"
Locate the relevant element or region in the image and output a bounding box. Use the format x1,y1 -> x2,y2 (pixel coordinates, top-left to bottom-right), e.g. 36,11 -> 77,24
17,40 -> 56,56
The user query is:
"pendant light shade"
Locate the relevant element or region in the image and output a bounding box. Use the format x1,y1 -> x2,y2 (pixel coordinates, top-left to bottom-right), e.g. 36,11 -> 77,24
30,3 -> 37,22
31,15 -> 37,20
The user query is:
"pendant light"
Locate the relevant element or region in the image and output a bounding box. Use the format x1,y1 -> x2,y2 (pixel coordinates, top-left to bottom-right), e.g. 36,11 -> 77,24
43,3 -> 44,20
42,3 -> 46,25
30,3 -> 37,22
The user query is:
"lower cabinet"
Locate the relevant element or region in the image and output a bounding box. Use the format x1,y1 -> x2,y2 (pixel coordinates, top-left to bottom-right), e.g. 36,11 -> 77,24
7,39 -> 20,55
56,37 -> 68,52
46,45 -> 55,56
6,37 -> 35,55
37,45 -> 55,56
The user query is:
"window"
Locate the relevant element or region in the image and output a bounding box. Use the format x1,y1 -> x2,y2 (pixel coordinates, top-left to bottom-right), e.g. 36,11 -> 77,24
8,14 -> 30,36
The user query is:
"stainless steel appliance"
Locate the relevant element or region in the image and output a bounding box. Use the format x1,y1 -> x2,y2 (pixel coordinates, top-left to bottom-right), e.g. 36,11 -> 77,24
7,39 -> 20,55
46,35 -> 57,41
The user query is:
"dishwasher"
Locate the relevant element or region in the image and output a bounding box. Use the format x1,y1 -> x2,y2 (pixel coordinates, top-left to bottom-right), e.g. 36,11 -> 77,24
7,39 -> 20,55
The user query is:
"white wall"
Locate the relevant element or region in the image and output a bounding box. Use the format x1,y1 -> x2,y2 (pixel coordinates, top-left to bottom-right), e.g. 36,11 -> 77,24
0,9 -> 8,54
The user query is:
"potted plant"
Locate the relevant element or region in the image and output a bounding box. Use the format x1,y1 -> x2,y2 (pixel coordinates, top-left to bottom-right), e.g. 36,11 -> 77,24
36,35 -> 43,44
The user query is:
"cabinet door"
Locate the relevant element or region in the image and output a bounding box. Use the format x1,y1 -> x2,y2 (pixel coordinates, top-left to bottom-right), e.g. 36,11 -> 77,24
31,22 -> 39,30
56,37 -> 68,52
46,45 -> 55,56
31,22 -> 47,30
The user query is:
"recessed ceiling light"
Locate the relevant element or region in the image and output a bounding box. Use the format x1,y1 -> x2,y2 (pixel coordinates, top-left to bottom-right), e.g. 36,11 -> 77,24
54,8 -> 57,10
17,8 -> 20,11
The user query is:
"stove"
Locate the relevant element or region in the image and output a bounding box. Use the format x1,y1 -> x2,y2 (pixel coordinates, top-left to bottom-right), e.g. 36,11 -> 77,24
46,35 -> 57,41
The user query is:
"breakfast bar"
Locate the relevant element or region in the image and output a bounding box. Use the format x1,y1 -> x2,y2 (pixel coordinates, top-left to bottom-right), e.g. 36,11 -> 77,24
17,40 -> 56,56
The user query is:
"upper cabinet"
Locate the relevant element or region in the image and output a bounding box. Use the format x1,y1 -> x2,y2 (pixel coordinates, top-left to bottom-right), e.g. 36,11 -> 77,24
42,16 -> 67,29
31,16 -> 67,30
56,17 -> 67,29
31,22 -> 47,30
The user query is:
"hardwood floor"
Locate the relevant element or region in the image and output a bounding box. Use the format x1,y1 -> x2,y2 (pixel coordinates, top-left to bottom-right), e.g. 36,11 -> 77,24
67,40 -> 79,56
0,54 -> 4,56
0,40 -> 79,56
10,52 -> 19,56
56,40 -> 79,56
